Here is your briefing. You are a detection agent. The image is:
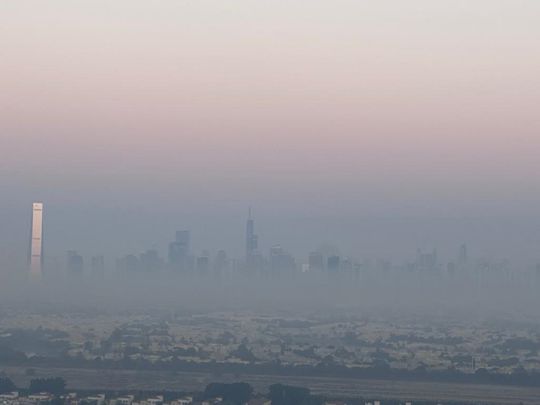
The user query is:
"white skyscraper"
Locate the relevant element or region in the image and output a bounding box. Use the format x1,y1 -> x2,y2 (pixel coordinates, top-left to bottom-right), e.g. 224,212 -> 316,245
29,202 -> 44,279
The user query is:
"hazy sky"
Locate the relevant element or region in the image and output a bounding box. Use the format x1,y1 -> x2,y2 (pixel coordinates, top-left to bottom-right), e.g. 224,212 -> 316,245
1,1 -> 540,265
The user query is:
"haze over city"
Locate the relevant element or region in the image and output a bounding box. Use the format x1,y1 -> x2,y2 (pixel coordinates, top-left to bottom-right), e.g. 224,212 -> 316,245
2,2 -> 540,404
2,1 -> 540,271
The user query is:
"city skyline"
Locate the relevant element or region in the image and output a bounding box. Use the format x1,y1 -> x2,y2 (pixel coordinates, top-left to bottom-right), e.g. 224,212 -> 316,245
2,1 -> 540,276
21,201 -> 538,283
2,3 -> 540,403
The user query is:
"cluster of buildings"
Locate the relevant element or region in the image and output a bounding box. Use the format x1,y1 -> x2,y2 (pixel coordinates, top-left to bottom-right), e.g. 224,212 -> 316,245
0,392 -> 229,405
0,392 -> 55,405
26,202 -> 540,289
0,392 -> 422,405
38,204 -> 301,279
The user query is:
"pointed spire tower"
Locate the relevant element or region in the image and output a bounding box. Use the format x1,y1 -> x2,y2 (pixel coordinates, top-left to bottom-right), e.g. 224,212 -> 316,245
245,207 -> 258,261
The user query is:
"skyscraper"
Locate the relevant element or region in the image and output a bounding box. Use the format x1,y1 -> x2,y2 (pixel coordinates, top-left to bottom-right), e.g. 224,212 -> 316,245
90,255 -> 105,278
175,230 -> 191,249
458,244 -> 468,266
67,250 -> 84,276
327,255 -> 341,273
140,249 -> 161,272
269,245 -> 296,275
168,230 -> 192,272
308,251 -> 325,272
29,202 -> 44,280
246,208 -> 258,260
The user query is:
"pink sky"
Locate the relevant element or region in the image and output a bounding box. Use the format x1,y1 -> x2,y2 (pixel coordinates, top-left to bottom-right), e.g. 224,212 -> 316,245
1,0 -> 540,219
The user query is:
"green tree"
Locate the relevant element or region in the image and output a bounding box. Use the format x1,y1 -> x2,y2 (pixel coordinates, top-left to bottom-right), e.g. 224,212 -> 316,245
0,377 -> 16,394
203,382 -> 253,405
29,377 -> 66,395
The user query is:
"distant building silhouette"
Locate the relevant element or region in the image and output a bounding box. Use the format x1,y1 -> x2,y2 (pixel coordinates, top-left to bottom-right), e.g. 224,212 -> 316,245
213,249 -> 229,277
196,253 -> 210,274
308,251 -> 325,272
117,254 -> 139,274
246,209 -> 258,259
459,243 -> 468,266
90,255 -> 105,278
415,248 -> 438,272
168,230 -> 191,272
327,255 -> 340,273
175,230 -> 190,249
29,202 -> 44,280
67,250 -> 84,276
447,261 -> 456,277
269,245 -> 295,275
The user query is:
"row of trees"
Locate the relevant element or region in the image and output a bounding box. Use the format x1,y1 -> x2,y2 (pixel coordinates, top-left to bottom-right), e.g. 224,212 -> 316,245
3,344 -> 540,388
1,378 -> 318,405
0,378 -> 445,405
202,383 -> 322,405
0,377 -> 66,395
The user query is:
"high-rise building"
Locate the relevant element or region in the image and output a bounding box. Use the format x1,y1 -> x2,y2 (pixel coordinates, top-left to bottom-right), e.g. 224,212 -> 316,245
168,230 -> 191,272
415,248 -> 438,272
269,245 -> 296,274
196,253 -> 210,274
29,202 -> 44,280
175,230 -> 191,248
90,255 -> 105,278
214,249 -> 228,276
246,208 -> 258,260
117,254 -> 139,274
67,250 -> 84,276
327,255 -> 341,273
308,251 -> 325,272
458,243 -> 468,266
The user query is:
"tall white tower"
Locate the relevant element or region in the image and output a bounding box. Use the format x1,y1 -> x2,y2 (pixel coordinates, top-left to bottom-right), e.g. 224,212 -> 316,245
29,202 -> 44,280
